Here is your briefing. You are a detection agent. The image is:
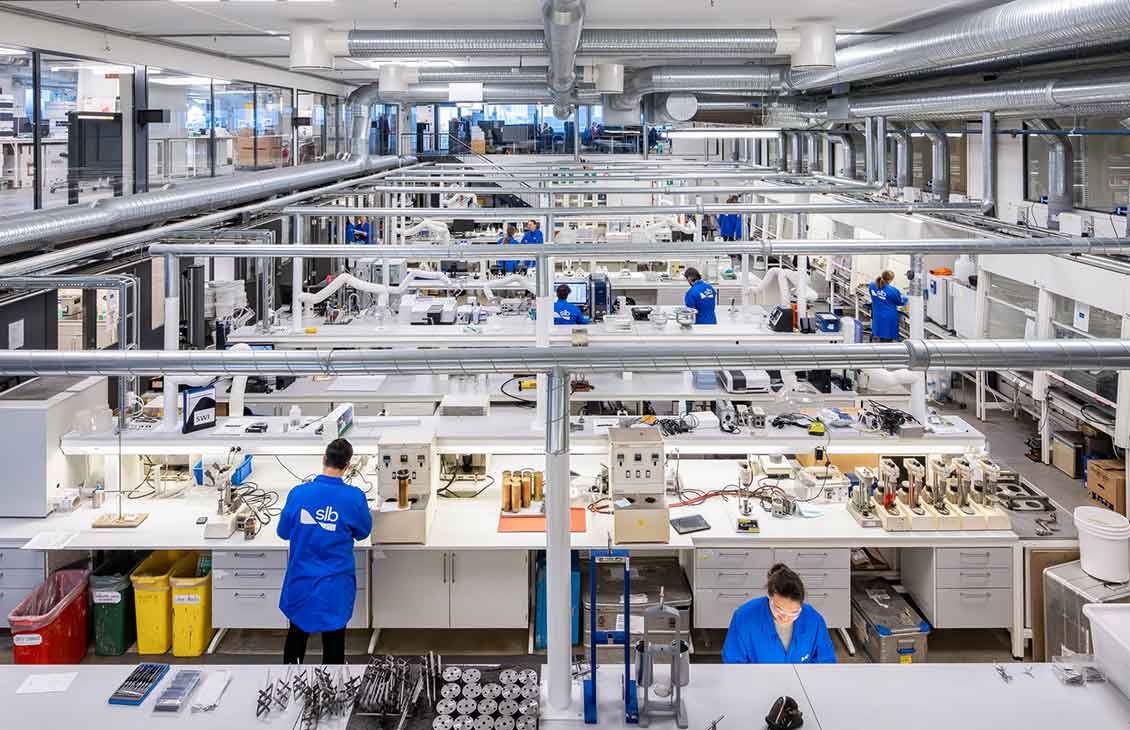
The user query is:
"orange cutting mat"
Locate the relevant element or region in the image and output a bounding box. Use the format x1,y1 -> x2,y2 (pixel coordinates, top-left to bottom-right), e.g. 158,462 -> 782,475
498,507 -> 587,533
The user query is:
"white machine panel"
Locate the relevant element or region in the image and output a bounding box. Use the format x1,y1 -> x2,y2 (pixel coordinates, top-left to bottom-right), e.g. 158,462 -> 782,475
608,427 -> 665,496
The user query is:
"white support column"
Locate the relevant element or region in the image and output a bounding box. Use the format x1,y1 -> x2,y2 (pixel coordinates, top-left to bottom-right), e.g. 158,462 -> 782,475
1115,315 -> 1130,451
543,367 -> 574,715
908,253 -> 928,423
973,267 -> 991,422
534,254 -> 553,430
1032,289 -> 1054,432
162,254 -> 180,430
291,213 -> 304,332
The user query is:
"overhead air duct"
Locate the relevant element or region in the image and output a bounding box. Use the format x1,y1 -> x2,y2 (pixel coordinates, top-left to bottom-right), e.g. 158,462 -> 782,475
791,23 -> 836,70
594,63 -> 624,93
607,65 -> 784,111
543,0 -> 586,101
289,24 -> 335,70
378,64 -> 418,93
913,122 -> 950,203
790,0 -> 1130,90
1027,118 -> 1074,230
824,129 -> 857,180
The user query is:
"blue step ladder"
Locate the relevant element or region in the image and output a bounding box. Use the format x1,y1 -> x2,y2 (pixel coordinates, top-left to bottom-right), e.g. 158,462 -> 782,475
584,543 -> 638,725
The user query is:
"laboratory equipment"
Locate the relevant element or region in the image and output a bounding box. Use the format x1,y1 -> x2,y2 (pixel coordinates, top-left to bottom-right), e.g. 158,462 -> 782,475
874,458 -> 910,531
589,272 -> 614,320
673,307 -> 697,328
717,369 -> 771,394
608,427 -> 668,543
410,297 -> 458,324
795,465 -> 850,503
924,456 -> 962,530
109,663 -> 171,706
153,669 -> 203,713
202,471 -> 251,539
635,589 -> 690,728
972,458 -> 1016,530
848,466 -> 881,528
583,546 -> 638,726
851,577 -> 930,663
1044,560 -> 1130,657
765,697 -> 802,730
371,430 -> 438,543
897,458 -> 936,530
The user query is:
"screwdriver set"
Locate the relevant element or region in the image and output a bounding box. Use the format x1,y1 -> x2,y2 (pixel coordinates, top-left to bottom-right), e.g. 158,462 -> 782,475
108,663 -> 170,706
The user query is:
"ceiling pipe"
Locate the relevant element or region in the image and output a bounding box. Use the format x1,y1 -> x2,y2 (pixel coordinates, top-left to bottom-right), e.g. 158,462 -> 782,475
543,0 -> 586,105
379,83 -> 599,105
1027,118 -> 1074,230
889,126 -> 912,189
4,340 -> 1130,377
790,0 -> 1130,90
824,129 -> 857,180
913,121 -> 950,203
607,65 -> 785,111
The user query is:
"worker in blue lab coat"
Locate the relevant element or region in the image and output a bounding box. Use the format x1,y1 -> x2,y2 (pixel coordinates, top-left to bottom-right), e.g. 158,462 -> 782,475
683,267 -> 717,325
723,563 -> 837,665
498,225 -> 521,274
718,196 -> 743,241
521,219 -> 544,269
553,283 -> 590,325
868,269 -> 908,342
277,438 -> 372,664
345,216 -> 371,243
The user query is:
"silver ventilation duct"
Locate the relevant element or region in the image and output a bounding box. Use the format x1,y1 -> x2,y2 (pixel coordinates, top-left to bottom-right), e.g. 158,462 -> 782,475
416,67 -> 550,84
824,129 -> 857,180
790,0 -> 1130,90
607,65 -> 784,110
913,122 -> 950,202
890,127 -> 912,188
380,83 -> 600,105
543,0 -> 585,100
1027,118 -> 1073,230
0,85 -> 410,258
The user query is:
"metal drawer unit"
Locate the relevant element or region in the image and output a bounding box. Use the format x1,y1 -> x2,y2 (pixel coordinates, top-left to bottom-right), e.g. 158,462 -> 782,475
693,548 -> 850,629
901,547 -> 1014,629
0,548 -> 44,629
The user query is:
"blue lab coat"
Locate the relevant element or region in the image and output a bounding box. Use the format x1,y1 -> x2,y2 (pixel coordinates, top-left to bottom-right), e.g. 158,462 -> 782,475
718,213 -> 743,240
499,234 -> 521,274
869,282 -> 907,340
346,221 -> 371,243
722,596 -> 837,665
684,280 -> 718,325
277,474 -> 372,633
554,298 -> 590,325
520,229 -> 543,268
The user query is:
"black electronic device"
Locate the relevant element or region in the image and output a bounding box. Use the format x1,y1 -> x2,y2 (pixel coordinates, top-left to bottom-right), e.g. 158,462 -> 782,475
768,305 -> 793,332
766,696 -> 804,730
136,109 -> 172,125
589,272 -> 613,319
670,514 -> 711,535
803,369 -> 833,394
630,306 -> 653,322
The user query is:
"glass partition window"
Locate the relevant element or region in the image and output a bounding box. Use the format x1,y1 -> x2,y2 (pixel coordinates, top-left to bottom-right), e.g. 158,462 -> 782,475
1026,116 -> 1130,212
0,46 -> 35,216
212,80 -> 253,176
296,91 -> 325,164
39,54 -> 134,208
255,84 -> 293,169
326,96 -> 340,158
147,71 -> 212,183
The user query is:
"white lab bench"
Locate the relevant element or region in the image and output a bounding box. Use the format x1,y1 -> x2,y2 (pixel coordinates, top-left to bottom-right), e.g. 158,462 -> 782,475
1,662 -> 1127,730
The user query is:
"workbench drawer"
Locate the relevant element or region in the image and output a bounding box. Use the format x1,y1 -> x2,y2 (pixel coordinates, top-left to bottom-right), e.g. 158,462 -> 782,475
805,589 -> 851,629
696,568 -> 762,589
935,588 -> 1012,628
936,548 -> 1012,570
936,567 -> 1011,590
0,587 -> 32,629
772,549 -> 850,571
0,549 -> 45,570
694,588 -> 760,629
0,569 -> 47,589
212,589 -> 287,629
213,567 -> 285,589
213,550 -> 288,570
795,570 -> 850,590
695,548 -> 772,571
348,590 -> 369,630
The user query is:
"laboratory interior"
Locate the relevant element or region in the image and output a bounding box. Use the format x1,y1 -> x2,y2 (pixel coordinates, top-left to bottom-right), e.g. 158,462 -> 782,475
2,0 -> 1130,728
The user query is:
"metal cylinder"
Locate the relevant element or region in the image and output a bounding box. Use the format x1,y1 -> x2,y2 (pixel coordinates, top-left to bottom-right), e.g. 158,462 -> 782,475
501,471 -> 513,512
397,468 -> 410,509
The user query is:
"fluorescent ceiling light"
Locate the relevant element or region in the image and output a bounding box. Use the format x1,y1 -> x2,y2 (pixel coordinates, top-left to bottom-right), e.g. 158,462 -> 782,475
50,63 -> 134,75
150,75 -> 214,86
0,47 -> 28,55
666,127 -> 783,139
360,58 -> 458,69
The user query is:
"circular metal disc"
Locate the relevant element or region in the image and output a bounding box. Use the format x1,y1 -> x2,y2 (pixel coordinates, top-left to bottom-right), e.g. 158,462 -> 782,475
495,717 -> 515,730
519,700 -> 539,717
433,716 -> 454,730
520,684 -> 539,700
478,698 -> 499,716
441,684 -> 463,700
436,699 -> 457,716
481,683 -> 503,699
518,669 -> 538,686
454,716 -> 475,730
456,698 -> 479,715
474,717 -> 495,730
516,717 -> 537,730
443,667 -> 464,683
501,684 -> 522,700
462,668 -> 482,685
499,669 -> 519,685
499,699 -> 519,717
462,683 -> 483,700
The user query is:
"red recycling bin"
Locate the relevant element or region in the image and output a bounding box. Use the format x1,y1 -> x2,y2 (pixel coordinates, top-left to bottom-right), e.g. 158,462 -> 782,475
8,568 -> 91,664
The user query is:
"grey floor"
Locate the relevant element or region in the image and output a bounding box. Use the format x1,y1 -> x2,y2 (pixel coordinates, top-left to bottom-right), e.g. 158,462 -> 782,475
0,400 -> 1073,666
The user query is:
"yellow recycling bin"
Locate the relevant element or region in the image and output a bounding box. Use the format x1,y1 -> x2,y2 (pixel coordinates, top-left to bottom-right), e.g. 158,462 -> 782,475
130,550 -> 193,654
170,555 -> 213,657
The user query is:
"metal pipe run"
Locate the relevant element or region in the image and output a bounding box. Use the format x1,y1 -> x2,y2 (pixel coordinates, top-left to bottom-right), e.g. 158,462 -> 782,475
351,184 -> 879,196
4,339 -> 1130,377
385,171 -> 813,182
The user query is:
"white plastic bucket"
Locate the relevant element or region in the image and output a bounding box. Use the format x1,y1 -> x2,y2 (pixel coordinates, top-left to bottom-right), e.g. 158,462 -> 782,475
1075,506 -> 1130,583
1083,604 -> 1130,700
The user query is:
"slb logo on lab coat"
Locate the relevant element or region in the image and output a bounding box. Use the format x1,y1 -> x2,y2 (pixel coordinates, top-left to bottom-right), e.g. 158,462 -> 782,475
300,505 -> 339,532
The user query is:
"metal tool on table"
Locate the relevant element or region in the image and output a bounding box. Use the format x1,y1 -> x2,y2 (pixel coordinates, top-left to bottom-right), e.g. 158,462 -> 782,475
873,458 -> 910,531
584,539 -> 639,725
848,466 -> 881,528
108,662 -> 170,706
635,587 -> 690,728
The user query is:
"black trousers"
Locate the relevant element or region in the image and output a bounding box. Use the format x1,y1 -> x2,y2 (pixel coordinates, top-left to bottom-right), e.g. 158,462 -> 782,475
283,622 -> 346,664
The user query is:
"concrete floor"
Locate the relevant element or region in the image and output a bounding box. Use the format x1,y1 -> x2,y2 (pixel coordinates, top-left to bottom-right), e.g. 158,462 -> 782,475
0,400 -> 1071,666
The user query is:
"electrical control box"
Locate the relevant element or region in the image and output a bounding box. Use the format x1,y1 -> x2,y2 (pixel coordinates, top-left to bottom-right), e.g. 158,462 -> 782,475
608,427 -> 665,496
376,437 -> 436,498
371,428 -> 439,544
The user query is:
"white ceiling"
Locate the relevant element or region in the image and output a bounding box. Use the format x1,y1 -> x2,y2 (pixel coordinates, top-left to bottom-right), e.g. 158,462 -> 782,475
0,0 -> 1003,82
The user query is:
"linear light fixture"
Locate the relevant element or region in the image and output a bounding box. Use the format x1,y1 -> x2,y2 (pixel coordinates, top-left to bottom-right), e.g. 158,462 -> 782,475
666,127 -> 783,139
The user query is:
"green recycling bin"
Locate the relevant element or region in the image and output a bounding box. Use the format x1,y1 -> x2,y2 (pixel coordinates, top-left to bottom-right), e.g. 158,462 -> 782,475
91,555 -> 141,656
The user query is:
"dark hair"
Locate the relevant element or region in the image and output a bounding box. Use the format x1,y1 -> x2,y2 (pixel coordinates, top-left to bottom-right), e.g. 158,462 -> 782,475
324,438 -> 354,470
556,284 -> 571,300
684,267 -> 702,283
874,270 -> 895,289
766,563 -> 805,602
507,225 -> 518,237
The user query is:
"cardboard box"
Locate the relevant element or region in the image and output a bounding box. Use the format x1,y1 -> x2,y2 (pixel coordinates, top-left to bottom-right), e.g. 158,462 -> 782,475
1087,459 -> 1126,515
470,139 -> 486,155
1051,430 -> 1085,478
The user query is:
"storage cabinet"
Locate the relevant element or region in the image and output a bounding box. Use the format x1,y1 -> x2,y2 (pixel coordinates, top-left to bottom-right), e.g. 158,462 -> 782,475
372,550 -> 529,629
901,547 -> 1013,629
0,547 -> 45,629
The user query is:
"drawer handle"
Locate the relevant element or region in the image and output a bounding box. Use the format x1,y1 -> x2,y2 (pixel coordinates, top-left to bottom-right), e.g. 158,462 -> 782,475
233,592 -> 267,600
808,592 -> 829,599
959,592 -> 992,600
234,571 -> 267,578
959,572 -> 992,578
232,552 -> 267,559
718,592 -> 751,599
796,552 -> 829,559
717,551 -> 751,558
717,571 -> 751,577
958,552 -> 990,559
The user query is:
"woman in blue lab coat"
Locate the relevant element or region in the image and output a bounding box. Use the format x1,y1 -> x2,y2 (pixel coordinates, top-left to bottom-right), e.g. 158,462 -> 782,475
553,283 -> 590,325
345,216 -> 371,243
520,219 -> 543,270
683,267 -> 717,325
498,225 -> 521,274
722,563 -> 836,664
868,269 -> 907,342
718,196 -> 743,241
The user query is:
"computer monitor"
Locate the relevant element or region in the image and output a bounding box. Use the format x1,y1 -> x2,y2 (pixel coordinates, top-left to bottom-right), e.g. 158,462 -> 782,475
557,281 -> 589,306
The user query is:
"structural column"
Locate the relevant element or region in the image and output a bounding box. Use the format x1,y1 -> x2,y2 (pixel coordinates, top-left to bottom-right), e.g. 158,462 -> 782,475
908,253 -> 927,423
981,111 -> 996,216
291,213 -> 304,332
162,254 -> 180,430
544,367 -> 572,713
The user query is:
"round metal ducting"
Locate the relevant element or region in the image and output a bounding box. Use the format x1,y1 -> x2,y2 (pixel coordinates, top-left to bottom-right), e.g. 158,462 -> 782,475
664,93 -> 699,122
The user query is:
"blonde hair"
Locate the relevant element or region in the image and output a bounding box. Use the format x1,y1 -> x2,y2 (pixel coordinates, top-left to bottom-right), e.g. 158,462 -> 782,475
874,270 -> 895,288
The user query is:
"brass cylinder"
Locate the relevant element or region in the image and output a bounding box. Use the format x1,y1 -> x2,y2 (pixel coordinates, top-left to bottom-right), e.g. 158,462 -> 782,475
510,479 -> 522,513
533,471 -> 544,502
521,473 -> 532,508
396,468 -> 410,509
501,471 -> 513,512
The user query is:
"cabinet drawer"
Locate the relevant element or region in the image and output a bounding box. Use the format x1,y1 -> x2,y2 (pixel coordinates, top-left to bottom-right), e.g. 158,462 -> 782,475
0,549 -> 45,570
795,570 -> 850,590
694,588 -> 760,629
0,587 -> 33,629
695,548 -> 772,571
937,548 -> 1011,570
773,549 -> 850,570
805,589 -> 851,629
212,589 -> 287,629
696,568 -> 762,589
0,569 -> 46,589
935,588 -> 1012,628
936,567 -> 1011,589
213,550 -> 288,570
213,567 -> 285,589
348,590 -> 369,629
